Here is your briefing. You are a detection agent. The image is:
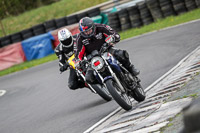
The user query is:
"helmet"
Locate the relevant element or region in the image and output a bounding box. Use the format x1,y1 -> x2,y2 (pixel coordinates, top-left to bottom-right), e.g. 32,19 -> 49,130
79,17 -> 95,38
58,28 -> 73,48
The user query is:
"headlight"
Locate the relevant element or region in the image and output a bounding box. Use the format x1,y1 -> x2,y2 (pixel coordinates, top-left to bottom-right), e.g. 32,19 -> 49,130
91,57 -> 104,70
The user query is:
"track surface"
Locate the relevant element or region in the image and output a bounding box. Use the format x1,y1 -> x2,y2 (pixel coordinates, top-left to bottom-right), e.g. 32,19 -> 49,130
0,20 -> 200,133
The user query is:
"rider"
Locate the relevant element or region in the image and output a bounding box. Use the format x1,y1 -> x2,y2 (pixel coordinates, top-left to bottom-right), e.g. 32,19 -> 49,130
75,17 -> 140,84
55,28 -> 85,90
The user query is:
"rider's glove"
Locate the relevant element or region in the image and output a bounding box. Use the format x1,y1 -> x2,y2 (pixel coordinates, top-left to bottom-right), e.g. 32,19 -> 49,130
60,63 -> 69,72
105,35 -> 115,44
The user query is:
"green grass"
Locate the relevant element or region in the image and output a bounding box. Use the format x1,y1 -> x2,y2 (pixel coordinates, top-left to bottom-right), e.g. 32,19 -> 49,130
0,8 -> 200,77
0,0 -> 107,37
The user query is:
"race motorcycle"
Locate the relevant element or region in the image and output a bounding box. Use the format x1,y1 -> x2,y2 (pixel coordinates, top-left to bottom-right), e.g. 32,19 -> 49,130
86,43 -> 146,110
67,54 -> 112,101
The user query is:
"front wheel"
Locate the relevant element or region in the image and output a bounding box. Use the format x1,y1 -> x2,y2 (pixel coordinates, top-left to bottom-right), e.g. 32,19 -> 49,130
90,84 -> 112,101
105,79 -> 132,111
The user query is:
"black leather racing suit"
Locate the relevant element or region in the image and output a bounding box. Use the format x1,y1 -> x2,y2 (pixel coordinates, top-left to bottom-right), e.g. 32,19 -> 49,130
55,39 -> 85,90
75,23 -> 134,84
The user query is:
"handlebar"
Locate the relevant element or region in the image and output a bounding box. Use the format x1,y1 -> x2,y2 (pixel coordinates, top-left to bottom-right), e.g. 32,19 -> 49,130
86,43 -> 112,61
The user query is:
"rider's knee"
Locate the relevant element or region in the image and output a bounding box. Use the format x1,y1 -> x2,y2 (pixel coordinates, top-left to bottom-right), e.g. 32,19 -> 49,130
114,49 -> 129,61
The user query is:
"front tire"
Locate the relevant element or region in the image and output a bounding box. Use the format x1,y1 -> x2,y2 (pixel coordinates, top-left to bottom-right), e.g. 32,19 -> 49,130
91,84 -> 112,101
105,79 -> 132,111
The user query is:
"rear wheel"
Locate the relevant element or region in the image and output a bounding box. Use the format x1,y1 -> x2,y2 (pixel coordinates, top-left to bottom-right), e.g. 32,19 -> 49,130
130,82 -> 146,102
105,79 -> 132,111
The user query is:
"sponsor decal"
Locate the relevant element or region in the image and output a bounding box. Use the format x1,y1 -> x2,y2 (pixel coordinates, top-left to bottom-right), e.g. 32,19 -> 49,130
82,39 -> 89,45
95,33 -> 103,39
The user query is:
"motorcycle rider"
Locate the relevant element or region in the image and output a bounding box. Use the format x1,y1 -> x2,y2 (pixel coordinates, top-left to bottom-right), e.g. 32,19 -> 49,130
55,28 -> 85,90
75,17 -> 140,84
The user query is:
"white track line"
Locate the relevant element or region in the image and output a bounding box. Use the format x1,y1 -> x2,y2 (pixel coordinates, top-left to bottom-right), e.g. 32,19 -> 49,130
0,90 -> 6,97
83,19 -> 200,133
83,107 -> 121,133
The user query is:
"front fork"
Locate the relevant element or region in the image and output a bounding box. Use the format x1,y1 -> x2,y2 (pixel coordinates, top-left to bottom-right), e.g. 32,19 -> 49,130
94,63 -> 126,93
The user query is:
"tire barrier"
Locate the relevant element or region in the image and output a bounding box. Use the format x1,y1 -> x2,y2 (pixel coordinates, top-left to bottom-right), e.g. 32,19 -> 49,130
21,28 -> 34,40
88,8 -> 101,17
171,0 -> 187,15
127,5 -> 143,28
159,0 -> 176,17
106,0 -> 200,32
0,35 -> 12,48
184,0 -> 197,11
66,14 -> 79,25
118,9 -> 131,31
44,19 -> 57,32
108,12 -> 121,32
10,32 -> 23,43
77,12 -> 88,21
55,16 -> 68,29
146,0 -> 163,20
137,1 -> 154,25
196,0 -> 200,7
32,24 -> 46,36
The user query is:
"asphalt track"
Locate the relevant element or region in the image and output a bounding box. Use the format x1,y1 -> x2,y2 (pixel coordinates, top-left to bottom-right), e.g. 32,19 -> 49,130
0,20 -> 200,133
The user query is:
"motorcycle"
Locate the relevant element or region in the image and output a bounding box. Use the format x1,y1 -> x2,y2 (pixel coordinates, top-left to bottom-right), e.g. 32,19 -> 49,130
86,43 -> 146,110
67,54 -> 112,101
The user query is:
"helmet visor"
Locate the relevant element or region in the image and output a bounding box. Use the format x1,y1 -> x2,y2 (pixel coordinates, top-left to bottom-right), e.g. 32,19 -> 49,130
80,25 -> 95,38
61,36 -> 72,46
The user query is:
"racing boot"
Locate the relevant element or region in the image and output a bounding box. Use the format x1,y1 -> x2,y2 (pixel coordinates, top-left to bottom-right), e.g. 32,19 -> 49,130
112,49 -> 140,76
127,64 -> 140,76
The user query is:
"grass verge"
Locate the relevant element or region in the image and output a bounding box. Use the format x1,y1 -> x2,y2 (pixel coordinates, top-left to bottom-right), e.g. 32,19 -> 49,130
0,8 -> 200,77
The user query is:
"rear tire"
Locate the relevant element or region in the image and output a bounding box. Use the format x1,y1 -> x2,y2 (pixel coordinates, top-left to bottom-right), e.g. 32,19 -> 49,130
131,82 -> 146,102
105,79 -> 132,111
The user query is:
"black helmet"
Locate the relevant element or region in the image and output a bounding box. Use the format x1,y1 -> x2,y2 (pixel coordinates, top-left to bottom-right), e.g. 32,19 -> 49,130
79,17 -> 95,38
